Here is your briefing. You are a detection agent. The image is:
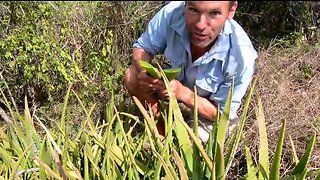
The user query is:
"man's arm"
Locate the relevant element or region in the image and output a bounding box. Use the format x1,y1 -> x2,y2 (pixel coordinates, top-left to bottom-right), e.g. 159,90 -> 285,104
132,48 -> 153,72
176,82 -> 218,121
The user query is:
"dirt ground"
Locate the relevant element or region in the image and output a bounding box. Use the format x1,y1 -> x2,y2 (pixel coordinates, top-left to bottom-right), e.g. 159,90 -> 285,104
237,44 -> 320,178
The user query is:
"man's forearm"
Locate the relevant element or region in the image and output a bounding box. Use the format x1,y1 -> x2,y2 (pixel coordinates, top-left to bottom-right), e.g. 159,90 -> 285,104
178,86 -> 218,121
132,48 -> 153,71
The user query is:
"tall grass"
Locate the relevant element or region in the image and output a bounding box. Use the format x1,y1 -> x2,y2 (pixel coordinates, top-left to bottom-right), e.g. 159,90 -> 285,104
0,70 -> 319,179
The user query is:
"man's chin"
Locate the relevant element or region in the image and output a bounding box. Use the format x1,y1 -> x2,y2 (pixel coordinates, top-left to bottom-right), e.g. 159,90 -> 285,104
191,40 -> 212,48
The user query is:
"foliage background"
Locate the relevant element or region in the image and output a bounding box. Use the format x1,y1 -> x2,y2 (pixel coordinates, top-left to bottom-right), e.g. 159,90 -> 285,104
0,1 -> 319,178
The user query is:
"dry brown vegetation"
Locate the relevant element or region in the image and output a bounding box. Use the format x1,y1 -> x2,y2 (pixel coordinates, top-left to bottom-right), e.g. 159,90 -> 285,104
232,44 -> 320,178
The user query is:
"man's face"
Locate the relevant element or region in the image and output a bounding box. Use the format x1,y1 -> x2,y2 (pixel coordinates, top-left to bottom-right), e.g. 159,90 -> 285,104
184,1 -> 237,48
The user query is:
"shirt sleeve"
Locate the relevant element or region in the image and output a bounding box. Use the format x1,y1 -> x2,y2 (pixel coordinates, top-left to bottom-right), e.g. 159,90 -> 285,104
132,6 -> 168,56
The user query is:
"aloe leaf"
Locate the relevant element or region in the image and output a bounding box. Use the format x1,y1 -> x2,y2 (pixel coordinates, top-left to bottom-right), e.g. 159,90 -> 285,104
256,96 -> 269,180
291,133 -> 316,175
295,168 -> 308,180
39,138 -> 49,179
172,148 -> 188,180
288,134 -> 299,165
215,79 -> 234,180
140,60 -> 161,79
9,143 -> 33,180
8,127 -> 23,157
132,96 -> 163,149
84,144 -> 102,178
192,86 -> 202,180
163,68 -> 181,81
152,149 -> 175,180
243,135 -> 258,180
21,96 -> 40,158
34,156 -> 63,180
269,119 -> 286,180
225,76 -> 257,173
34,116 -> 62,155
114,110 -> 147,176
157,64 -> 194,173
114,106 -> 141,179
205,109 -> 218,179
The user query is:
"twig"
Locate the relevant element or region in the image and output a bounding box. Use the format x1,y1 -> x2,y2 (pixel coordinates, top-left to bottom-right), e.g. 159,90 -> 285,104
0,106 -> 12,123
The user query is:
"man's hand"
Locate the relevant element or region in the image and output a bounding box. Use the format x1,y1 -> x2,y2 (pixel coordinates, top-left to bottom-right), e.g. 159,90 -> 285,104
153,79 -> 183,101
137,70 -> 158,93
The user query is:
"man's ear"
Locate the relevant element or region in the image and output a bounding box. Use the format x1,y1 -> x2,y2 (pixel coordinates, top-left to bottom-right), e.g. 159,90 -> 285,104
228,1 -> 238,19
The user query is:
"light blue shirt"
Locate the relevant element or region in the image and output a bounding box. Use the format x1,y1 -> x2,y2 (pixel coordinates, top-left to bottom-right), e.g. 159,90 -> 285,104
133,1 -> 258,118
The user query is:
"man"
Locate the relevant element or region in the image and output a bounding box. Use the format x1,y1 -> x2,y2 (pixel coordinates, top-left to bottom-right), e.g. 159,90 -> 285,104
124,1 -> 258,143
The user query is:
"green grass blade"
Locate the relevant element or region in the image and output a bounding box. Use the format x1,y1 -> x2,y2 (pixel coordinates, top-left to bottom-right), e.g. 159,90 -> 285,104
225,76 -> 257,173
291,133 -> 316,175
269,119 -> 286,180
256,96 -> 269,180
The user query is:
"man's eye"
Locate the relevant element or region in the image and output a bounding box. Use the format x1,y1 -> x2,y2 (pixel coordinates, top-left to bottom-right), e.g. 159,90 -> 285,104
210,11 -> 221,16
188,7 -> 198,13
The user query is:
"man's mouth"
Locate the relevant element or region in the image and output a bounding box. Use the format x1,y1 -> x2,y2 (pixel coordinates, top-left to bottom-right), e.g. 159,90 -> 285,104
193,32 -> 208,41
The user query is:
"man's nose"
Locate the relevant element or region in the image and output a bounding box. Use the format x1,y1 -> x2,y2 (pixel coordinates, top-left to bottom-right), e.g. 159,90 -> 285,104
195,14 -> 207,30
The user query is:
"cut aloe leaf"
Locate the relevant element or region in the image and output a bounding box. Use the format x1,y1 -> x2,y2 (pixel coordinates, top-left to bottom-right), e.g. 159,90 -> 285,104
140,60 -> 161,79
163,68 -> 181,81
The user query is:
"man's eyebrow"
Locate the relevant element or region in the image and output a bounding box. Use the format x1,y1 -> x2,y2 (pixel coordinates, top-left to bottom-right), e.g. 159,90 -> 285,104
187,1 -> 196,7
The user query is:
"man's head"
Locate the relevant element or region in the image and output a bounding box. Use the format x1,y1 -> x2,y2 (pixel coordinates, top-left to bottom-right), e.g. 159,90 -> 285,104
184,1 -> 238,48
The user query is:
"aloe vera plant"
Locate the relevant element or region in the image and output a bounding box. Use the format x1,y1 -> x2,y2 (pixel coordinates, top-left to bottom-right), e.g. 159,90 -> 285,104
140,60 -> 181,81
0,66 -> 318,180
240,95 -> 318,180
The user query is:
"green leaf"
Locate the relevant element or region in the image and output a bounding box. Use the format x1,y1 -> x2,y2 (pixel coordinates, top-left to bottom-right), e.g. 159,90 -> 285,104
291,133 -> 316,175
215,79 -> 234,180
102,46 -> 107,57
225,76 -> 257,173
256,96 -> 269,180
158,64 -> 194,173
172,149 -> 188,180
243,135 -> 258,180
192,87 -> 202,180
288,134 -> 299,165
269,119 -> 286,180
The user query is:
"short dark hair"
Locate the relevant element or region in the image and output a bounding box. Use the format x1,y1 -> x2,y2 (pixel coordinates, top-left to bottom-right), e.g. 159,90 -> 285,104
229,1 -> 236,9
185,1 -> 236,10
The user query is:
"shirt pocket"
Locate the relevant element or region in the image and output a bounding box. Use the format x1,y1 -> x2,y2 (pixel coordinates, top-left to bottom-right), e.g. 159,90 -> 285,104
195,64 -> 224,94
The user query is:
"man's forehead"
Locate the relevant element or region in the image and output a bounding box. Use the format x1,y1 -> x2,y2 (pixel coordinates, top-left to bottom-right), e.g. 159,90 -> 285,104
186,1 -> 230,8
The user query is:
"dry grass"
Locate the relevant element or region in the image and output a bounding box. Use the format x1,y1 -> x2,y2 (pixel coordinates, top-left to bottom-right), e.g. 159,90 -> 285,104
242,44 -> 320,176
